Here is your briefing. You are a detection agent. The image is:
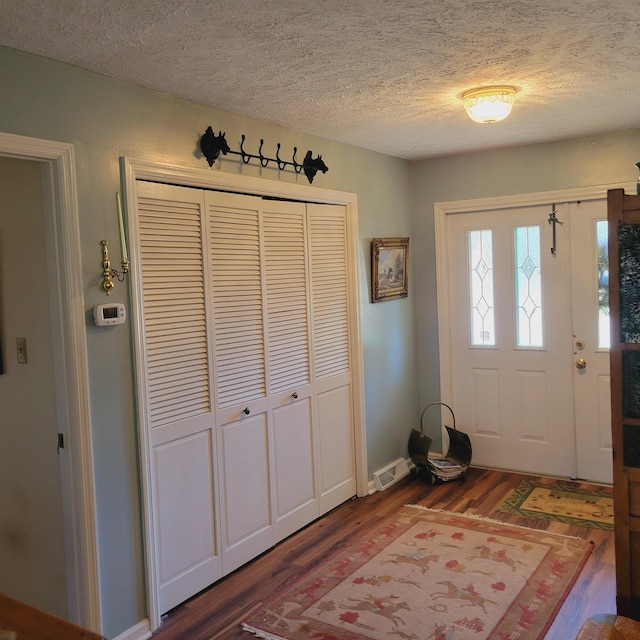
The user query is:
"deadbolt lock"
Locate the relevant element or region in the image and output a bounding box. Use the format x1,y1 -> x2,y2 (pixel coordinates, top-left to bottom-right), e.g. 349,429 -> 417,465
575,339 -> 586,351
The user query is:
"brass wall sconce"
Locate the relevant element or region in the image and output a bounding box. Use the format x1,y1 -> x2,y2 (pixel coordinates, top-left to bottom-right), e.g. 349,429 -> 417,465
101,193 -> 130,295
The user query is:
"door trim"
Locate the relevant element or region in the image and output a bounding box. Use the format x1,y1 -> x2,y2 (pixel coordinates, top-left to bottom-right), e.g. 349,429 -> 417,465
0,132 -> 101,630
120,157 -> 368,630
435,182 -> 633,437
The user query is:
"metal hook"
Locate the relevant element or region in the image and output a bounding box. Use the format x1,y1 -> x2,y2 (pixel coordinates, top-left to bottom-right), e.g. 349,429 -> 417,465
275,143 -> 288,170
548,204 -> 564,256
292,147 -> 303,174
239,134 -> 251,164
258,139 -> 270,167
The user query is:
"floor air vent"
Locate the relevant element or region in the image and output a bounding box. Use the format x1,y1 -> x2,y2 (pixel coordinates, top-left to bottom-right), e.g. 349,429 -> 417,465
373,457 -> 410,491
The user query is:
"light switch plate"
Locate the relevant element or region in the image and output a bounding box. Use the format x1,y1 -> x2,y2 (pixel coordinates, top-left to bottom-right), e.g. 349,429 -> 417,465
16,337 -> 27,364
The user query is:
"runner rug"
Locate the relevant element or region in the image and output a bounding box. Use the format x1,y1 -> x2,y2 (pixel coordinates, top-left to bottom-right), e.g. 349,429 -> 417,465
496,480 -> 614,530
241,505 -> 593,640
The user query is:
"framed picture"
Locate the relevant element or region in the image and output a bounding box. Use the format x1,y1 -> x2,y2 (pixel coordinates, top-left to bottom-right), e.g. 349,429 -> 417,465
371,237 -> 409,303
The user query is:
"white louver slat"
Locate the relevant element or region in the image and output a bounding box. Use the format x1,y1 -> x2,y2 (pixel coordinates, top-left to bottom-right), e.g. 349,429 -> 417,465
263,206 -> 310,394
309,209 -> 350,380
138,195 -> 210,428
208,200 -> 266,408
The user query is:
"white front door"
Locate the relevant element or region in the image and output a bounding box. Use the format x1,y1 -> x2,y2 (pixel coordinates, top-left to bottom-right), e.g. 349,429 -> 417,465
443,198 -> 612,483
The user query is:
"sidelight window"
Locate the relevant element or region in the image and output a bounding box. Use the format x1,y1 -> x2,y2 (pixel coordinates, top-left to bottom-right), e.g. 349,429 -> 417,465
597,220 -> 610,349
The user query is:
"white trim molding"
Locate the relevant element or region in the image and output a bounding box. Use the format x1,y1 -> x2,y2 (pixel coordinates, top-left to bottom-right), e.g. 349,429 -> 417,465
0,132 -> 102,631
111,619 -> 152,640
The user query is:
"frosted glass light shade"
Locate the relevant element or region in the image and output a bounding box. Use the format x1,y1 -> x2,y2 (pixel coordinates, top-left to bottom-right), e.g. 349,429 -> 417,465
462,86 -> 517,124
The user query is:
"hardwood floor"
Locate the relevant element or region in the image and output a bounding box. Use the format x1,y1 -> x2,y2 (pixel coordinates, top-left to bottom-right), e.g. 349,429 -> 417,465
150,468 -> 615,640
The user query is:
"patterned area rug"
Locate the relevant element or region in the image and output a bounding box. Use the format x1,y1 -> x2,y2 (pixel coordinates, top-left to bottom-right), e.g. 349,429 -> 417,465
242,505 -> 593,640
497,481 -> 614,530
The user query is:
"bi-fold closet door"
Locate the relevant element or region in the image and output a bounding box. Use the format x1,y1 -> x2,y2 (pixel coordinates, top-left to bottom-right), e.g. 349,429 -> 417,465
133,180 -> 356,615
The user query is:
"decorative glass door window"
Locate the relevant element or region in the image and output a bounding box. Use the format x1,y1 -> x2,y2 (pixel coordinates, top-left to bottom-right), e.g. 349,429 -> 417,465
469,229 -> 495,346
515,225 -> 543,347
596,220 -> 610,349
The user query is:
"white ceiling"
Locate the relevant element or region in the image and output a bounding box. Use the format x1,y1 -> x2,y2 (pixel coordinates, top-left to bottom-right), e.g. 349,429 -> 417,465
1,0 -> 639,160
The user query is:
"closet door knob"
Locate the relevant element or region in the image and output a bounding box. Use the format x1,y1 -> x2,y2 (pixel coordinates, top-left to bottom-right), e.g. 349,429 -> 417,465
243,407 -> 251,415
291,392 -> 298,399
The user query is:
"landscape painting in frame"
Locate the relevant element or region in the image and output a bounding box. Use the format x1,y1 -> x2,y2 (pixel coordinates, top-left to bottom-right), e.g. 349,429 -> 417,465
372,237 -> 409,303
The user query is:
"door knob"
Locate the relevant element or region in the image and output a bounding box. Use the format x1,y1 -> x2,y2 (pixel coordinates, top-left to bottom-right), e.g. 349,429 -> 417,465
575,358 -> 587,370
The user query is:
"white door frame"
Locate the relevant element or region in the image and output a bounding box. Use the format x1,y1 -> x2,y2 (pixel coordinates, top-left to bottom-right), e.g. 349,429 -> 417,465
120,156 -> 368,631
435,182 -> 632,442
0,132 -> 101,630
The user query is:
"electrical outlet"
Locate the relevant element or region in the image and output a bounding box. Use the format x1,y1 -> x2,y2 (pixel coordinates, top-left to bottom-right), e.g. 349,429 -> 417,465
16,337 -> 28,364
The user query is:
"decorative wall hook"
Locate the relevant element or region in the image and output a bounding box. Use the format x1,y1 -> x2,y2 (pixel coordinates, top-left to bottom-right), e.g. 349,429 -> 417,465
547,204 -> 564,256
200,127 -> 230,166
200,126 -> 329,184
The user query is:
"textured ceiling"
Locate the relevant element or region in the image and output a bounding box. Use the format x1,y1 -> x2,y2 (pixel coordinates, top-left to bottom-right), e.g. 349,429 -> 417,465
1,0 -> 639,159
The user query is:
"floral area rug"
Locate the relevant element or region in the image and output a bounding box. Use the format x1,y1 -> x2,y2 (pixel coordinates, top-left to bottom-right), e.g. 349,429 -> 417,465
241,505 -> 593,640
496,481 -> 614,530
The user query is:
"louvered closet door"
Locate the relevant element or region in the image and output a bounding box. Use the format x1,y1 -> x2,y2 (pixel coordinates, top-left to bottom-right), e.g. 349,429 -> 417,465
136,181 -> 220,615
133,183 -> 359,614
206,191 -> 273,574
262,200 -> 317,542
308,203 -> 356,514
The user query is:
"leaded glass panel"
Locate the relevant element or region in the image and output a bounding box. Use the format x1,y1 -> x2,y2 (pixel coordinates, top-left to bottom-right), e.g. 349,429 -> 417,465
515,226 -> 542,347
622,350 -> 640,418
469,229 -> 495,346
623,425 -> 640,468
619,224 -> 640,343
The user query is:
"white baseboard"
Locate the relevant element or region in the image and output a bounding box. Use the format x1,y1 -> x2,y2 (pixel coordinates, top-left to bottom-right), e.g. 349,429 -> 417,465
111,619 -> 151,640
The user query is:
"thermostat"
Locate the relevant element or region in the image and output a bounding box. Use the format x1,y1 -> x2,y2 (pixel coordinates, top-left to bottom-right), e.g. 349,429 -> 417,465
93,302 -> 126,326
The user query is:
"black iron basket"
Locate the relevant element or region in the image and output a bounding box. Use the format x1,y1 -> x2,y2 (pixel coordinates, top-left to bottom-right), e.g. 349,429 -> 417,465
408,402 -> 472,483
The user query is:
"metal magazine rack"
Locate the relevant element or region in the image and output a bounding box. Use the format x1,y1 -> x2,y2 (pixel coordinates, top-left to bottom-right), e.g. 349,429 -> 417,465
408,402 -> 472,483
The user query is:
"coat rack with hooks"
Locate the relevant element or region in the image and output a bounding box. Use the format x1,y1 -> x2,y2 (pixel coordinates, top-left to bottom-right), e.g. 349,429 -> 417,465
200,126 -> 329,184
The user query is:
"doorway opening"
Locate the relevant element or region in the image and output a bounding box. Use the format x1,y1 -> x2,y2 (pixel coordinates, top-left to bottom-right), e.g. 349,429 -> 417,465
0,132 -> 101,631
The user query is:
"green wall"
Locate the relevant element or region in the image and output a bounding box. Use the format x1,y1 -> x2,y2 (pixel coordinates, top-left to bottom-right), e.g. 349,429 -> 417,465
0,45 -> 416,637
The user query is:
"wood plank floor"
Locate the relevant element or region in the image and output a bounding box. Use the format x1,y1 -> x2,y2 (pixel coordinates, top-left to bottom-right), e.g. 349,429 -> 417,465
151,468 -> 616,640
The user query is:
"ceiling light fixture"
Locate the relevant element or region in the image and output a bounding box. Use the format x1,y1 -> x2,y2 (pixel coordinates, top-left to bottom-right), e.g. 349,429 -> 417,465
462,86 -> 517,124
